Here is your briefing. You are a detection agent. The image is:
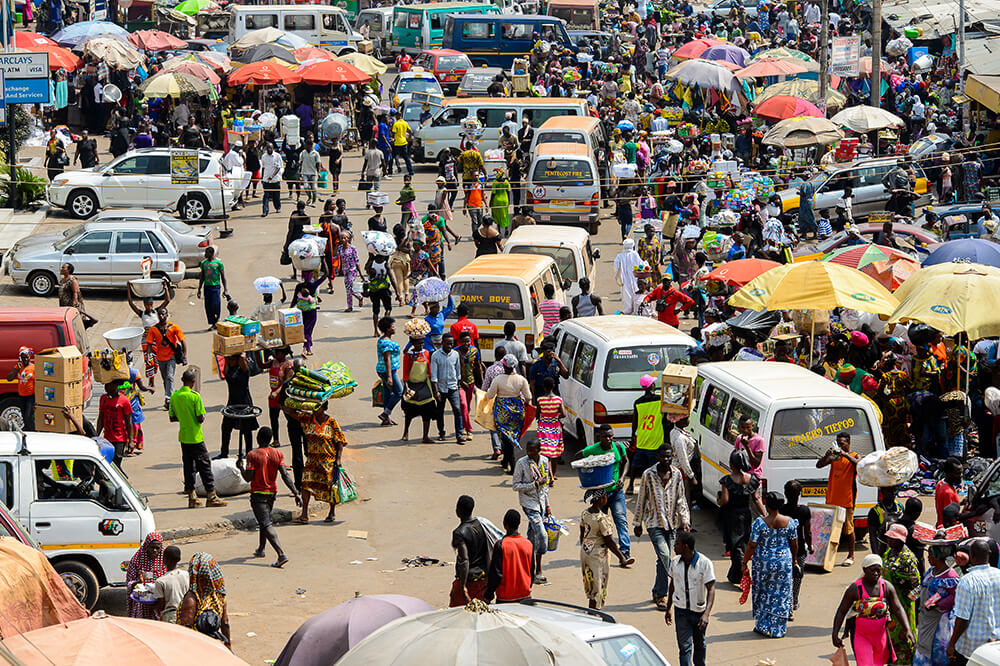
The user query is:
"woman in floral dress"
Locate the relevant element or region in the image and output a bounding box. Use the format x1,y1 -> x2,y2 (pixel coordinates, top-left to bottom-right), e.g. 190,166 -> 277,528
422,215 -> 445,276
913,542 -> 960,666
580,488 -> 633,609
338,230 -> 362,312
535,376 -> 565,479
288,402 -> 346,524
882,523 -> 921,664
742,491 -> 798,638
408,240 -> 438,314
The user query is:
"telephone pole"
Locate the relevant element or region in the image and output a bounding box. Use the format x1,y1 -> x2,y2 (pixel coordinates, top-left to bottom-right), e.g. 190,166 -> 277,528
818,0 -> 830,116
870,0 -> 883,108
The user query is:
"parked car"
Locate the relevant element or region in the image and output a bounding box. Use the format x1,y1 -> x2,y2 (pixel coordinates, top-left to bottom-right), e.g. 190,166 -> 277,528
794,222 -> 940,261
47,147 -> 242,222
414,49 -> 472,93
694,0 -> 758,18
457,67 -> 507,97
497,599 -> 671,665
5,221 -> 186,296
88,209 -> 216,267
388,69 -> 444,107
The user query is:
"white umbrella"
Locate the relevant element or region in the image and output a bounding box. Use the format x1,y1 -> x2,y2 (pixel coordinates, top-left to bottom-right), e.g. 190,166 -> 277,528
830,105 -> 904,133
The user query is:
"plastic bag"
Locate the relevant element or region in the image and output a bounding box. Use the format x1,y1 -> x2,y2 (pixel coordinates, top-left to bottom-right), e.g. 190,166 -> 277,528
830,647 -> 849,666
545,517 -> 568,552
474,388 -> 495,431
857,447 -> 919,487
336,466 -> 358,504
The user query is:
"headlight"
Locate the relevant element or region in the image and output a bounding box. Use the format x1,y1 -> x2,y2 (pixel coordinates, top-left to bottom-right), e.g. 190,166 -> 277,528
51,178 -> 69,187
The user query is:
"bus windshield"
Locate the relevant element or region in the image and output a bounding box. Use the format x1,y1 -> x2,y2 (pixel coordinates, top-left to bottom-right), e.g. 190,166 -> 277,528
449,281 -> 525,320
531,158 -> 594,186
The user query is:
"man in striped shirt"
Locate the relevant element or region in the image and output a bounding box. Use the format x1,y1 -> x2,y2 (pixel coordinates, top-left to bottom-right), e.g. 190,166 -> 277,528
539,283 -> 562,338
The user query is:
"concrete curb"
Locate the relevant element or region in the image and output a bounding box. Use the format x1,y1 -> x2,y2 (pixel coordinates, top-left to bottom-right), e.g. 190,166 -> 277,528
160,506 -> 298,541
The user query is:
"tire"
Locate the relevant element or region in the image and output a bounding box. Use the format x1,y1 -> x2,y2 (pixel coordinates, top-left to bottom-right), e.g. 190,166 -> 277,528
337,47 -> 357,57
27,270 -> 57,297
179,193 -> 209,222
0,397 -> 26,430
67,190 -> 98,219
54,560 -> 100,609
588,221 -> 600,235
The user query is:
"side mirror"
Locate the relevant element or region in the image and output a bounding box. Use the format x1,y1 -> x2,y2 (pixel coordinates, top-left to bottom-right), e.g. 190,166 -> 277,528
64,247 -> 75,255
592,248 -> 601,259
114,486 -> 125,509
102,171 -> 112,177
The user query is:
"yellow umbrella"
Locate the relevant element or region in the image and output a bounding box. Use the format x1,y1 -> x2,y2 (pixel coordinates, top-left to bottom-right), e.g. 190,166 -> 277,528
886,263 -> 1000,338
729,261 -> 899,315
337,51 -> 388,76
753,79 -> 847,110
890,261 -> 1000,303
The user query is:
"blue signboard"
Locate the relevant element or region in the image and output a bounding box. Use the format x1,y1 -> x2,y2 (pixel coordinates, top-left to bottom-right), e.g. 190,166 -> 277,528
0,53 -> 50,104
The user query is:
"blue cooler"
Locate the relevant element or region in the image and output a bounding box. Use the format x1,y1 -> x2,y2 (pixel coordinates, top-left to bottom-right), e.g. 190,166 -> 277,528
576,462 -> 615,489
908,47 -> 929,66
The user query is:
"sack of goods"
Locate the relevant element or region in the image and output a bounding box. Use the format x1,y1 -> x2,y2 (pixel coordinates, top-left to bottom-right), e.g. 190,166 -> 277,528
857,446 -> 919,487
289,236 -> 325,271
283,362 -> 358,412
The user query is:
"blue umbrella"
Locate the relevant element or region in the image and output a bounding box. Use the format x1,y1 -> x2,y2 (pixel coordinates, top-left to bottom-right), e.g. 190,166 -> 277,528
53,21 -> 129,48
922,239 -> 1000,268
616,120 -> 635,132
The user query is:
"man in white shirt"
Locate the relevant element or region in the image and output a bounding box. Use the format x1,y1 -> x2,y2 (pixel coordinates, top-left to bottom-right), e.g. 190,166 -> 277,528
665,531 -> 715,666
172,101 -> 190,126
803,1 -> 820,25
221,141 -> 246,208
300,140 -> 322,206
260,142 -> 284,216
501,112 -> 518,137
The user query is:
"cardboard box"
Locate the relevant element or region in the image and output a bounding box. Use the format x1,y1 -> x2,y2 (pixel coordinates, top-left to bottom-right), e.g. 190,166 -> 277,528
217,321 -> 241,337
212,333 -> 246,356
36,346 -> 82,383
35,380 -> 84,408
241,321 -> 261,337
35,405 -> 83,434
660,364 -> 699,415
260,320 -> 280,340
277,308 -> 302,327
281,323 -> 305,345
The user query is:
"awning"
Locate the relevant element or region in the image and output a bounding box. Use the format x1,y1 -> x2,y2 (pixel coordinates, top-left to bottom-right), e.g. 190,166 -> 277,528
965,74 -> 1000,113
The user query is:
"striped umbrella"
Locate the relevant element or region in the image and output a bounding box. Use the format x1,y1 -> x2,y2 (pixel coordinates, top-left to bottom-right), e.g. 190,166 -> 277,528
821,243 -> 913,270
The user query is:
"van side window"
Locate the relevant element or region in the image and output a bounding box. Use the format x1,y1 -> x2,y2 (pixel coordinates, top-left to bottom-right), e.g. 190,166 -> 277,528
394,11 -> 408,28
433,108 -> 468,127
558,333 -> 578,368
481,108 -> 509,128
429,14 -> 444,30
534,108 -> 577,125
461,20 -> 494,39
0,462 -> 12,509
572,342 -> 597,387
700,385 -> 730,435
285,14 -> 315,31
246,14 -> 278,29
502,22 -> 531,40
769,407 -> 875,460
723,399 -> 761,445
35,459 -> 127,510
530,280 -> 542,316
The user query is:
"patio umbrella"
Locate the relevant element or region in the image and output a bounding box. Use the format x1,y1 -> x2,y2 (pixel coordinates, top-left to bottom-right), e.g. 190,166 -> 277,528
1,613 -> 250,665
164,51 -> 231,74
233,27 -> 308,50
672,38 -> 725,60
750,47 -> 818,65
893,261 -> 1000,302
922,238 -> 1000,267
858,56 -> 892,76
293,46 -> 336,62
228,61 -> 301,85
726,308 -> 782,344
664,59 -> 746,110
861,256 -> 920,291
14,30 -> 56,48
274,594 -> 433,666
753,95 -> 823,121
736,57 -> 809,78
729,260 -> 898,315
52,20 -> 128,47
336,603 -> 605,666
174,0 -> 219,15
128,29 -> 187,51
20,44 -> 81,71
887,263 -> 1000,338
84,38 -> 145,69
830,104 -> 904,133
160,60 -> 220,85
338,51 -> 388,75
297,60 -> 370,85
761,115 -> 844,148
701,43 -> 751,67
754,79 -> 847,109
140,71 -> 212,98
232,43 -> 297,65
705,258 -> 781,287
821,243 -> 914,270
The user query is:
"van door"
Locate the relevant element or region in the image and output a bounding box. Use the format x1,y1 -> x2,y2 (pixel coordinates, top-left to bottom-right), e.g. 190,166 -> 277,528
569,340 -> 599,446
695,383 -> 732,501
500,20 -> 533,59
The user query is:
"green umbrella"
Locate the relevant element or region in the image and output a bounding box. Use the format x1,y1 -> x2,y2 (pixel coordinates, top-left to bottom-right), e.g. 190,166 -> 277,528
174,0 -> 219,15
820,243 -> 912,270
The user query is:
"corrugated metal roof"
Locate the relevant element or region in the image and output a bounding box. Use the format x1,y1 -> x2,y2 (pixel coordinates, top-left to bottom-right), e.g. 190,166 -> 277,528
882,0 -> 995,39
964,36 -> 1000,75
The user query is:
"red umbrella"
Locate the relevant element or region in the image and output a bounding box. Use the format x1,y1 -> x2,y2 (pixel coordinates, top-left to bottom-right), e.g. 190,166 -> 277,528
163,60 -> 221,85
20,44 -> 81,71
128,29 -> 188,51
753,95 -> 824,121
14,30 -> 56,48
228,61 -> 301,85
296,60 -> 370,85
293,46 -> 336,62
672,38 -> 725,60
704,258 -> 781,287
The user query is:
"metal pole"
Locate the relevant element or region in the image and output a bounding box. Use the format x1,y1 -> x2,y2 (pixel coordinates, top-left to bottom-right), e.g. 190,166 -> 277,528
818,0 -> 830,117
870,0 -> 882,109
2,0 -> 14,211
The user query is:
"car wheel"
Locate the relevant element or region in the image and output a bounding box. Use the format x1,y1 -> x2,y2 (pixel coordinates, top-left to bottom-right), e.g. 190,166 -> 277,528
337,47 -> 357,57
67,190 -> 98,219
54,560 -> 100,609
180,193 -> 209,222
0,397 -> 26,430
27,270 -> 57,297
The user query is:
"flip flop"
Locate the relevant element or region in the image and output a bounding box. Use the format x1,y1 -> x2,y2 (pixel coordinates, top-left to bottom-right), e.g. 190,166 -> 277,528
324,515 -> 335,523
292,516 -> 309,524
842,558 -> 855,567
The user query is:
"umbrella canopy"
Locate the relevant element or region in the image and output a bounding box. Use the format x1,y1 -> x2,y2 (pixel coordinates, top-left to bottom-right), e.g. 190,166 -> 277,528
736,57 -> 809,78
753,95 -> 824,121
232,43 -> 298,65
84,38 -> 145,69
729,260 -> 899,315
275,594 -> 433,666
705,258 -> 781,287
336,603 -> 605,666
750,47 -> 818,64
922,239 -> 1000,268
20,43 -> 81,71
754,79 -> 847,110
293,46 -> 336,62
128,29 -> 187,51
228,61 -> 301,85
821,243 -> 914,270
830,104 -> 904,133
1,614 -> 250,665
861,257 -> 920,291
701,43 -> 751,67
161,60 -> 221,85
726,308 -> 783,343
233,27 -> 309,50
858,56 -> 892,76
140,71 -> 213,98
337,51 -> 388,75
174,0 -> 219,14
52,20 -> 129,47
672,38 -> 725,60
14,30 -> 56,48
0,538 -> 88,639
664,59 -> 746,110
761,115 -> 844,148
297,60 -> 369,85
887,263 -> 1000,338
163,51 -> 230,74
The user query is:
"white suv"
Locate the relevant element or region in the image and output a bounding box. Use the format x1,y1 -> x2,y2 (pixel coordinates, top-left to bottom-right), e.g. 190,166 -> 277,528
47,148 -> 243,222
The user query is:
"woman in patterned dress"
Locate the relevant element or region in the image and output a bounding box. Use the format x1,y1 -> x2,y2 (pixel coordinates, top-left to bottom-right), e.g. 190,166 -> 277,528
408,241 -> 438,315
178,552 -> 229,646
580,488 -> 634,609
288,402 -> 346,524
536,376 -> 566,479
913,542 -> 960,666
742,491 -> 798,638
636,222 -> 663,284
882,523 -> 921,664
125,532 -> 165,620
877,353 -> 912,449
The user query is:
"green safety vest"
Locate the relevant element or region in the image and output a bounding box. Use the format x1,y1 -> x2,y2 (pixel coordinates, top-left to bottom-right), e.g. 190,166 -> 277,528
635,399 -> 664,450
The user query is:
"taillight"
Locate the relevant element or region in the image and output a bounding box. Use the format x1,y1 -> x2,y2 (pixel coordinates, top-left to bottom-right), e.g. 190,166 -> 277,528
198,239 -> 210,247
174,261 -> 180,272
594,401 -> 610,424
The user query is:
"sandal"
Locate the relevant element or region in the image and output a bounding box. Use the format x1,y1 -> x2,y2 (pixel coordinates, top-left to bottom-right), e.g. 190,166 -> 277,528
292,516 -> 309,524
272,556 -> 289,568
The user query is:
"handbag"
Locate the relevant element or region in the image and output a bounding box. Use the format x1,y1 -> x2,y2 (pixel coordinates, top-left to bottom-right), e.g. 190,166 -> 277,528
474,388 -> 495,431
371,379 -> 385,408
655,299 -> 667,313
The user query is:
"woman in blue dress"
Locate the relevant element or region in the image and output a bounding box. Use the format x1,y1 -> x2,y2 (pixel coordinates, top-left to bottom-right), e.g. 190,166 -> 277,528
742,491 -> 799,638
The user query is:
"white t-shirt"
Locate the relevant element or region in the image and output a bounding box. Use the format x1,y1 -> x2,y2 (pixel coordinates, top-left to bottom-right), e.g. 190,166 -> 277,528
153,568 -> 190,618
251,302 -> 280,322
669,552 -> 715,612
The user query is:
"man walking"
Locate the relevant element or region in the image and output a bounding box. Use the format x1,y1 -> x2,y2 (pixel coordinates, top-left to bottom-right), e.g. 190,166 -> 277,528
431,333 -> 463,444
451,495 -> 490,606
485,509 -> 535,603
96,381 -> 133,470
948,539 -> 1000,664
512,439 -> 552,584
665,531 -> 715,666
634,444 -> 690,611
817,432 -> 859,566
144,307 -> 186,409
196,247 -> 228,329
168,369 -> 227,508
580,424 -> 631,558
391,110 -> 414,176
237,427 -> 299,568
261,142 -> 284,217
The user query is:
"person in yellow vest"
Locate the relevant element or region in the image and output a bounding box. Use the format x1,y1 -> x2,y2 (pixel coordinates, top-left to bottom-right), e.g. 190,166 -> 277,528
627,374 -> 669,495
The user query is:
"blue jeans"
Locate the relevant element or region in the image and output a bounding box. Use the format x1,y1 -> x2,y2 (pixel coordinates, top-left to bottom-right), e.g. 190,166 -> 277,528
648,526 -> 675,598
302,174 -> 317,203
379,368 -> 402,416
605,488 -> 631,554
204,284 -> 222,326
523,506 -> 547,556
392,145 -> 413,175
675,607 -> 707,666
945,432 -> 965,458
159,358 -> 178,399
436,387 -> 462,438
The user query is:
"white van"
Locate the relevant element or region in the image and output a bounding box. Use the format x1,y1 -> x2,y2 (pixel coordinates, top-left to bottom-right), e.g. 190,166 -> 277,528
691,362 -> 884,527
229,5 -> 361,53
0,431 -> 156,609
528,143 -> 602,233
448,254 -> 565,353
529,115 -> 606,161
503,224 -> 599,298
355,6 -> 394,59
550,316 -> 697,448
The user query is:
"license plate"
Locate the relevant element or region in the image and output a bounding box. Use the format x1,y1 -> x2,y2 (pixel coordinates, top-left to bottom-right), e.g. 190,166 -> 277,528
801,486 -> 826,497
579,215 -> 590,221
480,337 -> 493,350
552,200 -> 572,205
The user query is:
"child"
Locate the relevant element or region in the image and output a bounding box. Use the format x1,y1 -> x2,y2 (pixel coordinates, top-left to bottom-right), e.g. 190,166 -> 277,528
817,208 -> 833,240
397,175 -> 416,226
152,545 -> 188,623
536,376 -> 566,478
338,230 -> 362,312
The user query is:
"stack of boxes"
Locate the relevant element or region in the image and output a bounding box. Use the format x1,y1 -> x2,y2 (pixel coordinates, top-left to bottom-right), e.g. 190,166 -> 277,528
213,319 -> 247,356
34,346 -> 84,433
211,311 -> 306,358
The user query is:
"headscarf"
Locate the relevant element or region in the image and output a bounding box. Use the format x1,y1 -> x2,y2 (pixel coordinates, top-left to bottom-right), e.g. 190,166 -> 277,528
861,554 -> 883,570
501,354 -> 519,369
126,532 -> 165,584
189,552 -> 226,616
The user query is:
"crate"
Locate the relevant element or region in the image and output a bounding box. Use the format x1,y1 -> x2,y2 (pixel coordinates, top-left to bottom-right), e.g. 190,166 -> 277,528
37,346 -> 82,383
217,321 -> 241,337
660,364 -> 699,415
260,320 -> 281,340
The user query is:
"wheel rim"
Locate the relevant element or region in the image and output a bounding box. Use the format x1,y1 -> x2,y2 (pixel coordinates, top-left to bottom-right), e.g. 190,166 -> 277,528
71,195 -> 94,217
60,572 -> 89,603
0,406 -> 24,430
32,274 -> 53,295
185,198 -> 206,220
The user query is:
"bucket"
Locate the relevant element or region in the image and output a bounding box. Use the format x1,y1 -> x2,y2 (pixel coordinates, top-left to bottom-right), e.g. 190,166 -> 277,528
104,326 -> 146,351
576,462 -> 614,489
128,278 -> 166,299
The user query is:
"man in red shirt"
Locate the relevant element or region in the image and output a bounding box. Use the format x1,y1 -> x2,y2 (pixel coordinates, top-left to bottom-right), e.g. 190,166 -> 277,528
97,381 -> 133,470
935,458 -> 963,527
644,276 -> 694,327
485,509 -> 535,603
238,427 -> 300,568
5,347 -> 34,429
449,303 -> 479,346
